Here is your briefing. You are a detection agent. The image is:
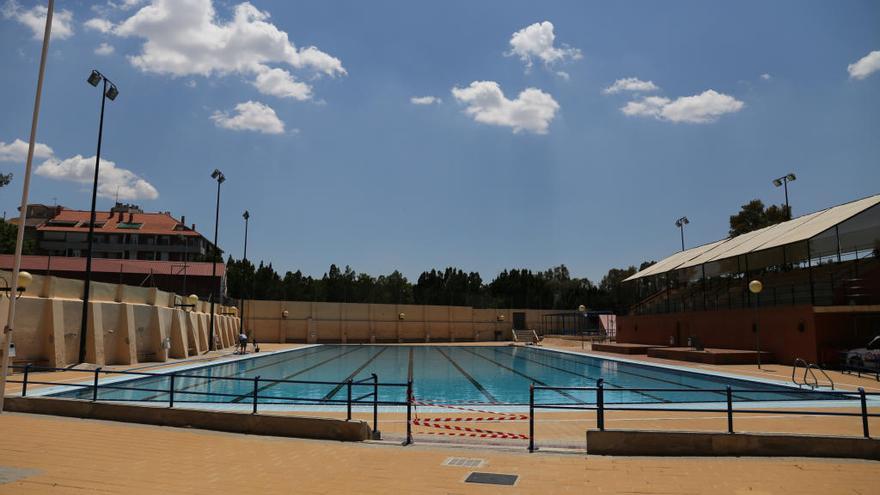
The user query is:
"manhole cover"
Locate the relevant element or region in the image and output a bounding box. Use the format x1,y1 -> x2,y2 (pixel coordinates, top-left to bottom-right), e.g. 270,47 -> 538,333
443,457 -> 485,468
465,472 -> 518,486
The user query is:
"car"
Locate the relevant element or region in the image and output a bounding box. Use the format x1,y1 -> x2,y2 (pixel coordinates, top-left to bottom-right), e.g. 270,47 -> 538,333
846,335 -> 880,370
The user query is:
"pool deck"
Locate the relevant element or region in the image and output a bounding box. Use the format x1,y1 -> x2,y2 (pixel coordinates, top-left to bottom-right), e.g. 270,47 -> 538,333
3,341 -> 879,493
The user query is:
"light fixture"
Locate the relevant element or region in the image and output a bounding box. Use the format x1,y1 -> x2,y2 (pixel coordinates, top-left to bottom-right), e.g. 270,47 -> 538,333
281,309 -> 289,318
87,70 -> 101,87
211,169 -> 225,183
748,280 -> 763,294
398,312 -> 406,321
674,217 -> 689,228
105,84 -> 119,101
496,314 -> 505,322
578,304 -> 586,313
1,271 -> 32,299
173,293 -> 199,310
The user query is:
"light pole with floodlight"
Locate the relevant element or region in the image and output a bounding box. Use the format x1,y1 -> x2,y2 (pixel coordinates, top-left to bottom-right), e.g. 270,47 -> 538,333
78,69 -> 119,364
207,169 -> 225,351
749,279 -> 764,370
772,173 -> 796,216
240,210 -> 249,334
675,216 -> 689,251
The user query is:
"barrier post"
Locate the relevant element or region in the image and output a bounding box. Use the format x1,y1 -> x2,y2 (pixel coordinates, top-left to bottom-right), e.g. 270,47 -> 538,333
22,364 -> 30,397
346,379 -> 353,421
168,373 -> 175,408
528,383 -> 535,452
92,367 -> 102,402
596,379 -> 605,431
404,379 -> 413,446
252,376 -> 260,414
371,373 -> 379,439
726,386 -> 733,433
859,387 -> 869,438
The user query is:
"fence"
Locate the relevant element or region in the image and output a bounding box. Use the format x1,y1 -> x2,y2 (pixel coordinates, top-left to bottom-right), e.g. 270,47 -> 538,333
9,364 -> 414,444
528,379 -> 879,452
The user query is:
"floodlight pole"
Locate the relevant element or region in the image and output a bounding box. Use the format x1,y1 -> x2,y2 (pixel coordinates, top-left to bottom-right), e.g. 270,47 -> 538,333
239,210 -> 249,334
1,0 -> 54,413
78,75 -> 112,364
679,224 -> 685,251
208,173 -> 223,351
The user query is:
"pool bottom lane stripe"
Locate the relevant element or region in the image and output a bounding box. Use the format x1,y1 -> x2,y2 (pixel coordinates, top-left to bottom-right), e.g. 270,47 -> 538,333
457,347 -> 584,404
434,347 -> 499,404
321,347 -> 389,401
492,346 -> 667,403
230,345 -> 368,403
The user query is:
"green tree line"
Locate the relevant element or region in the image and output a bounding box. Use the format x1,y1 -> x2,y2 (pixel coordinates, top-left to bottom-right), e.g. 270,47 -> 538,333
225,258 -> 656,313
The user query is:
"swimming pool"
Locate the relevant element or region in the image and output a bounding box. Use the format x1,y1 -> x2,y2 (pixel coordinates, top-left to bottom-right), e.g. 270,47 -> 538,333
51,345 -> 840,405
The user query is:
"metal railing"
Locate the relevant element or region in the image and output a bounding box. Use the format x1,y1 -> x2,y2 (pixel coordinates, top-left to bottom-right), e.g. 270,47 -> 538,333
528,379 -> 879,452
9,364 -> 413,444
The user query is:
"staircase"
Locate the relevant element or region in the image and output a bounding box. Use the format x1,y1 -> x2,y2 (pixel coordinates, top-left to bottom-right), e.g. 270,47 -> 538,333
512,329 -> 541,345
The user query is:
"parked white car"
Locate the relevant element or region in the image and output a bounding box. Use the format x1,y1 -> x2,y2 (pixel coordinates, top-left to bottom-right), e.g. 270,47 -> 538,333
846,336 -> 880,369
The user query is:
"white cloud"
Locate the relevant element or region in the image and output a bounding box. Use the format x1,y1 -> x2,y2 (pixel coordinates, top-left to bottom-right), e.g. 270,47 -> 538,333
848,50 -> 880,80
111,0 -> 345,100
410,96 -> 441,105
84,17 -> 114,33
760,73 -> 772,80
0,138 -> 54,163
451,81 -> 559,134
253,66 -> 311,100
211,101 -> 285,134
621,89 -> 743,124
555,71 -> 570,81
2,0 -> 74,40
507,21 -> 581,70
602,77 -> 660,95
36,155 -> 159,201
95,42 -> 115,56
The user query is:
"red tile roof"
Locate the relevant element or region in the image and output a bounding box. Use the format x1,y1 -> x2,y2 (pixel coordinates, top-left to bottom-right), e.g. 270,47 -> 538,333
0,254 -> 224,277
36,209 -> 203,237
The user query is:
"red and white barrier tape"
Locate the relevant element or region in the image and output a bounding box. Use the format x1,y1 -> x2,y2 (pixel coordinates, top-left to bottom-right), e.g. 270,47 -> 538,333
419,431 -> 528,439
411,419 -> 529,439
412,400 -> 522,417
417,415 -> 527,422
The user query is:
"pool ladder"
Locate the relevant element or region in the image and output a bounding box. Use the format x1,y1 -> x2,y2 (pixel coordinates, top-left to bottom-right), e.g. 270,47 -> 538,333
792,358 -> 835,390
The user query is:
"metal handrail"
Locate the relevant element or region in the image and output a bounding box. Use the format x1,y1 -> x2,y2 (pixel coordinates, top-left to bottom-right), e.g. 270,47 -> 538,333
9,363 -> 412,444
528,381 -> 876,452
792,358 -> 814,388
807,363 -> 835,390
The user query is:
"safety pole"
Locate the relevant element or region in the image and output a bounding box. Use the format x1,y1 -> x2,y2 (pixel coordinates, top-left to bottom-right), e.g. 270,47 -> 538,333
346,379 -> 352,421
596,379 -> 605,431
168,373 -> 176,408
528,383 -> 535,452
92,367 -> 102,402
726,386 -> 734,433
859,387 -> 869,438
252,376 -> 260,414
404,379 -> 413,445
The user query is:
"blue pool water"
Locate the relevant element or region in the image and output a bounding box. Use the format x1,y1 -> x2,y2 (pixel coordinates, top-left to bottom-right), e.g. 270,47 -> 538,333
52,345 -> 840,405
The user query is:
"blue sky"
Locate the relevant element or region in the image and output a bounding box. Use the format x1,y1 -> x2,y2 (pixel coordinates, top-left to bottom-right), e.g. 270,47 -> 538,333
1,0 -> 879,282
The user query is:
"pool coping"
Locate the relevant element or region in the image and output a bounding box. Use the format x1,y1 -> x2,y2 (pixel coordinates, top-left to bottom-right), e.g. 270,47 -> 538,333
23,344 -> 878,412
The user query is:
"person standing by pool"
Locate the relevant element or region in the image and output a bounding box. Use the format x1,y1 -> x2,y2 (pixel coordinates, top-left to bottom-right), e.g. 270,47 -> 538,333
238,331 -> 248,354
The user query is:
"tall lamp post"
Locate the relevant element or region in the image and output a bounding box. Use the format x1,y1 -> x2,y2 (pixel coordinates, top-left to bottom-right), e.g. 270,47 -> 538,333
749,279 -> 763,370
772,173 -> 796,216
208,169 -> 225,351
675,216 -> 689,252
77,69 -> 119,364
240,210 -> 249,334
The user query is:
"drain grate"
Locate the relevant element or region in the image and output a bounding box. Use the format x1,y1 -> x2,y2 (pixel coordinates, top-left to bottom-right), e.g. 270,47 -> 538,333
442,457 -> 485,468
465,472 -> 518,486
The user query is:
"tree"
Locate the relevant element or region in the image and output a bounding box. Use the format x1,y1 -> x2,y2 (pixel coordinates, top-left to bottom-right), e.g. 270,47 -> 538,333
729,199 -> 791,237
0,219 -> 35,255
0,173 -> 11,188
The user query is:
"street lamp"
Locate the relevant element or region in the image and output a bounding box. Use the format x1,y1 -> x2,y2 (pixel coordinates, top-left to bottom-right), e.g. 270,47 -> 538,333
675,216 -> 689,251
240,210 -> 249,334
749,279 -> 763,370
78,69 -> 119,364
208,169 -> 225,351
772,173 -> 796,216
0,271 -> 33,300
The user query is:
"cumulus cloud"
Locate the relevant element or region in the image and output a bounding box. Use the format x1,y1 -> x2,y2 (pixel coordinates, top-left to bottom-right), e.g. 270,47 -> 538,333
0,138 -> 54,163
410,96 -> 441,105
95,42 -> 115,56
507,21 -> 581,71
848,50 -> 880,80
211,101 -> 285,134
760,73 -> 772,80
602,77 -> 659,94
84,17 -> 114,33
2,0 -> 74,40
3,136 -> 157,200
621,89 -> 743,124
110,0 -> 345,100
451,81 -> 559,134
36,155 -> 159,200
555,71 -> 570,81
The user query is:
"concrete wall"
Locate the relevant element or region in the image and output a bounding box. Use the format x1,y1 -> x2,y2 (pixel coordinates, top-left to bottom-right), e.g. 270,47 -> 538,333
617,305 -> 818,364
241,299 -> 554,344
1,270 -> 239,367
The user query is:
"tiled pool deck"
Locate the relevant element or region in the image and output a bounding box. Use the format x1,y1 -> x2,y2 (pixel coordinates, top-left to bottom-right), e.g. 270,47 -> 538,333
3,341 -> 879,493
